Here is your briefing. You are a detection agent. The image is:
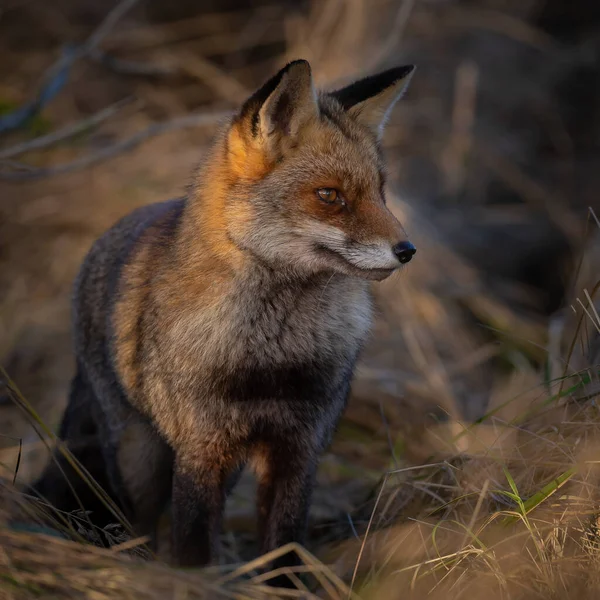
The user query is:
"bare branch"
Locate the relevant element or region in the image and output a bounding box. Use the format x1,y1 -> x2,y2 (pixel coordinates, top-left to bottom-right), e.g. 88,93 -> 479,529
175,51 -> 249,103
84,0 -> 141,53
477,143 -> 582,241
442,61 -> 479,195
367,0 -> 416,71
0,0 -> 141,134
0,110 -> 231,182
89,51 -> 175,77
0,98 -> 135,160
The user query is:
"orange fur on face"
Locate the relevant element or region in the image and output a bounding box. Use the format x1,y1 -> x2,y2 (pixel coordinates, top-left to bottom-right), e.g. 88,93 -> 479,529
227,124 -> 274,182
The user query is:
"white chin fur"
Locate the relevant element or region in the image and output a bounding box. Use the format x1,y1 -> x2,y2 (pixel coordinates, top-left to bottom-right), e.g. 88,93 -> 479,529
300,222 -> 399,271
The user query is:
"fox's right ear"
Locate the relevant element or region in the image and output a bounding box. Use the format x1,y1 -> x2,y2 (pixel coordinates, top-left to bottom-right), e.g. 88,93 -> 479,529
330,65 -> 415,140
233,60 -> 319,155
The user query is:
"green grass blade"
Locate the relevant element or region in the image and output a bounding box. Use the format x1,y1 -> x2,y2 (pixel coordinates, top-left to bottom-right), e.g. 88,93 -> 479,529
502,467 -> 576,526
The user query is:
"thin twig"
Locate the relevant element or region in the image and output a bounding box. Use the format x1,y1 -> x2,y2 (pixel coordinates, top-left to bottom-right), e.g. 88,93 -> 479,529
447,7 -> 560,52
442,61 -> 479,194
90,51 -> 175,77
477,142 -> 581,241
0,110 -> 231,182
364,0 -> 416,73
0,0 -> 140,134
84,0 -> 141,52
105,5 -> 280,49
346,513 -> 359,540
0,97 -> 134,160
176,51 -> 249,103
0,159 -> 37,172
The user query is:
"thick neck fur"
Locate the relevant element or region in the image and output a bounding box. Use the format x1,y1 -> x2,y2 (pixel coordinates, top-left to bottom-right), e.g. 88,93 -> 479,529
143,121 -> 373,371
173,125 -> 331,295
178,130 -> 246,274
111,138 -> 374,416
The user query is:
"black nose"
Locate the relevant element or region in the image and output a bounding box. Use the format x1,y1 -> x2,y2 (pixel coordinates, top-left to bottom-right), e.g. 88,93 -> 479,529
393,241 -> 416,264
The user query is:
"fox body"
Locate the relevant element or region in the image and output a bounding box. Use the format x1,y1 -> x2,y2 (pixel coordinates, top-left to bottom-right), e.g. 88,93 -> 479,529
34,60 -> 416,571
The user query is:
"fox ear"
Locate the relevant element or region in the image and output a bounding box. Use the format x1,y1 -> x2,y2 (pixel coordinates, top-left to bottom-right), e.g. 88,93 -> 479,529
330,65 -> 415,139
238,60 -> 318,149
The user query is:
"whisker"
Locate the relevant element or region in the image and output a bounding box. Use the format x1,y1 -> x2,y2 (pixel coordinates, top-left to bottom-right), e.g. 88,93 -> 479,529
318,273 -> 336,303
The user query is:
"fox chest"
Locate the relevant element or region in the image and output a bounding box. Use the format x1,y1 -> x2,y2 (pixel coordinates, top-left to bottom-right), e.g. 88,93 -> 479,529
166,283 -> 373,404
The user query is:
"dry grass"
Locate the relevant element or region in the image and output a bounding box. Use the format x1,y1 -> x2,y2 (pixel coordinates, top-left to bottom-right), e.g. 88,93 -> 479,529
0,0 -> 599,598
1,295 -> 599,599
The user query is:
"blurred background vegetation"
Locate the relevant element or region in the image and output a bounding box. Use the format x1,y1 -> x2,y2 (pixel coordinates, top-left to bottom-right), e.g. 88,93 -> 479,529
0,0 -> 599,598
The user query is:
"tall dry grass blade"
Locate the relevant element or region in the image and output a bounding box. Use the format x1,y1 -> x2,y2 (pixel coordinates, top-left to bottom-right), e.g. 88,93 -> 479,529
577,298 -> 600,336
218,542 -> 354,599
590,207 -> 600,229
348,464 -> 446,598
584,289 -> 600,330
461,479 -> 490,549
0,366 -> 134,537
12,438 -> 22,486
0,434 -> 24,486
348,471 -> 389,599
250,565 -> 338,599
110,535 -> 151,554
379,400 -> 399,471
217,543 -> 295,584
235,583 -> 316,598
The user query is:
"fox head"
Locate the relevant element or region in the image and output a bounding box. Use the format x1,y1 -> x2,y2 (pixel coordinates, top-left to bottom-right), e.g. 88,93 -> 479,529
209,59 -> 416,281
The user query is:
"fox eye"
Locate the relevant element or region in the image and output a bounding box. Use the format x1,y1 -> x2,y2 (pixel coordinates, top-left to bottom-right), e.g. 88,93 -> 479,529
316,188 -> 342,205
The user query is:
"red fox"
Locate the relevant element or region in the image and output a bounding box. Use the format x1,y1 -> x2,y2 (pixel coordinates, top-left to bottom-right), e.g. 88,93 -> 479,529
33,59 -> 416,574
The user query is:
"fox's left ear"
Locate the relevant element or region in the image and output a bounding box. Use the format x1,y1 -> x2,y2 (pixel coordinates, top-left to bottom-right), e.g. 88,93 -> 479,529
330,65 -> 415,140
236,60 -> 319,152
